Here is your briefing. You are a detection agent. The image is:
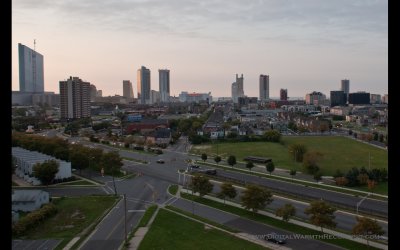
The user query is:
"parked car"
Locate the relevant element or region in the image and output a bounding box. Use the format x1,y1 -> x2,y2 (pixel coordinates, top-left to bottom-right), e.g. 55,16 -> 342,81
264,232 -> 286,244
156,159 -> 165,164
190,165 -> 200,169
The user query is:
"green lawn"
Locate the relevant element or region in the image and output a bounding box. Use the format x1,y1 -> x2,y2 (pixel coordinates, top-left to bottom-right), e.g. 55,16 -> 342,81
191,136 -> 387,176
138,209 -> 268,250
168,184 -> 179,195
19,195 -> 119,250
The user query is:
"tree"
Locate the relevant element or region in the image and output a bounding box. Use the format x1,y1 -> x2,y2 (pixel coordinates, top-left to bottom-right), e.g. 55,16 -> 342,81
352,216 -> 384,247
275,203 -> 296,222
304,200 -> 337,233
289,169 -> 297,180
303,151 -> 323,175
367,179 -> 377,193
201,153 -> 208,162
33,160 -> 59,186
214,156 -> 221,165
288,144 -> 307,162
263,130 -> 281,142
246,161 -> 254,171
346,167 -> 360,187
335,176 -> 349,186
189,175 -> 213,197
227,155 -> 236,168
241,184 -> 273,212
101,151 -> 123,175
266,161 -> 275,175
357,173 -> 369,185
217,182 -> 237,204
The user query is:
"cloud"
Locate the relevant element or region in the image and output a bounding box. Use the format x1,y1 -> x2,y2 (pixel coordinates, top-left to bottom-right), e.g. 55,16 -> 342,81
13,0 -> 387,45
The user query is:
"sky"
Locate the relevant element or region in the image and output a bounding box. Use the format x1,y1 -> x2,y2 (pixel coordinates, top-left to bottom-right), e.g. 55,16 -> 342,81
12,0 -> 388,98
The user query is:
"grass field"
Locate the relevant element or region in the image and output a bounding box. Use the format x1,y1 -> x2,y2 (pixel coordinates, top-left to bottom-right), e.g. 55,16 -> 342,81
20,195 -> 119,249
191,136 -> 387,176
138,209 -> 268,250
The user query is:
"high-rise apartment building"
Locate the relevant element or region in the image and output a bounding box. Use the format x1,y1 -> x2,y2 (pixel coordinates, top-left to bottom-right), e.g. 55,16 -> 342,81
159,69 -> 170,103
59,76 -> 91,119
341,79 -> 350,99
137,66 -> 151,104
259,75 -> 269,101
18,43 -> 44,93
231,74 -> 244,103
280,89 -> 288,101
123,80 -> 134,98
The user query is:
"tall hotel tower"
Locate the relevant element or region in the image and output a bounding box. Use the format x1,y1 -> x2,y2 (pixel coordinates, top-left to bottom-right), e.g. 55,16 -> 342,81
18,43 -> 44,93
137,66 -> 151,104
259,74 -> 269,101
59,77 -> 91,119
159,69 -> 170,103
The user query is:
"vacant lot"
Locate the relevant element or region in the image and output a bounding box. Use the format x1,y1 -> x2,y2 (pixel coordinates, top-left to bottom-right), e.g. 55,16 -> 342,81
191,136 -> 387,176
138,209 -> 268,250
20,195 -> 119,249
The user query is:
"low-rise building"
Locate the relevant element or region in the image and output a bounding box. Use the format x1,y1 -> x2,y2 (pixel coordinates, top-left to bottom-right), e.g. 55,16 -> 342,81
12,189 -> 50,212
12,147 -> 72,185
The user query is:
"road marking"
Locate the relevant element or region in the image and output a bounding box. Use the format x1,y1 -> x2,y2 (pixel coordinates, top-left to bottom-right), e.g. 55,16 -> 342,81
105,215 -> 124,240
127,210 -> 146,212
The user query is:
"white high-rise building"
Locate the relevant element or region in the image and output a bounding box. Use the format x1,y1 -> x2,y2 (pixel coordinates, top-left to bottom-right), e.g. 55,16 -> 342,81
259,74 -> 269,101
137,66 -> 151,104
18,43 -> 44,93
159,69 -> 170,102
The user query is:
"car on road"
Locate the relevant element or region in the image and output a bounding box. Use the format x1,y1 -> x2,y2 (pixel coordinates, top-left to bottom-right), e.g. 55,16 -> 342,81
156,159 -> 165,164
205,169 -> 217,175
190,165 -> 200,169
264,232 -> 286,244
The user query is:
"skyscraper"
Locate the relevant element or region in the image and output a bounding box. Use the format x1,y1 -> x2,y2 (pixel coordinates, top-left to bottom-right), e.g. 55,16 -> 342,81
280,89 -> 288,101
123,80 -> 134,98
231,74 -> 244,103
59,76 -> 91,119
18,43 -> 44,93
259,74 -> 269,101
341,79 -> 350,99
137,66 -> 151,104
159,69 -> 170,103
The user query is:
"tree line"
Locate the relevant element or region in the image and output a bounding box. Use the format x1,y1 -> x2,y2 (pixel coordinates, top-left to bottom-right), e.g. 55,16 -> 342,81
188,174 -> 384,247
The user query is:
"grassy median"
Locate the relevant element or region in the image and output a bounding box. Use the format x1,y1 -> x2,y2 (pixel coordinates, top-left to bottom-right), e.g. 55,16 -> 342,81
138,208 -> 269,250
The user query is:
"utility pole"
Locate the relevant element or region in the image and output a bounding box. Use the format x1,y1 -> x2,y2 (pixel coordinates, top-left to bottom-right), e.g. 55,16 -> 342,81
124,194 -> 127,242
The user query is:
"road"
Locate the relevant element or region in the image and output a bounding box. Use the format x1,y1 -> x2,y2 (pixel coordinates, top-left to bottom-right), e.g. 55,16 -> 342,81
36,131 -> 388,248
167,198 -> 344,250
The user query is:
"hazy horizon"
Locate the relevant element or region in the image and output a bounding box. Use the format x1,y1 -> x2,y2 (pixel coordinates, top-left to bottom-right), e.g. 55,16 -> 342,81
12,0 -> 388,98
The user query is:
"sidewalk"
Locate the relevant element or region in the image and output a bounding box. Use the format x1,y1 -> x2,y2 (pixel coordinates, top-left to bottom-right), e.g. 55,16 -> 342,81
180,188 -> 388,250
126,206 -> 160,250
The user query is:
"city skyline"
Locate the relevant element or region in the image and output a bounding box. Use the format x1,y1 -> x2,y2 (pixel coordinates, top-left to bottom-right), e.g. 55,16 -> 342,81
12,0 -> 387,97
